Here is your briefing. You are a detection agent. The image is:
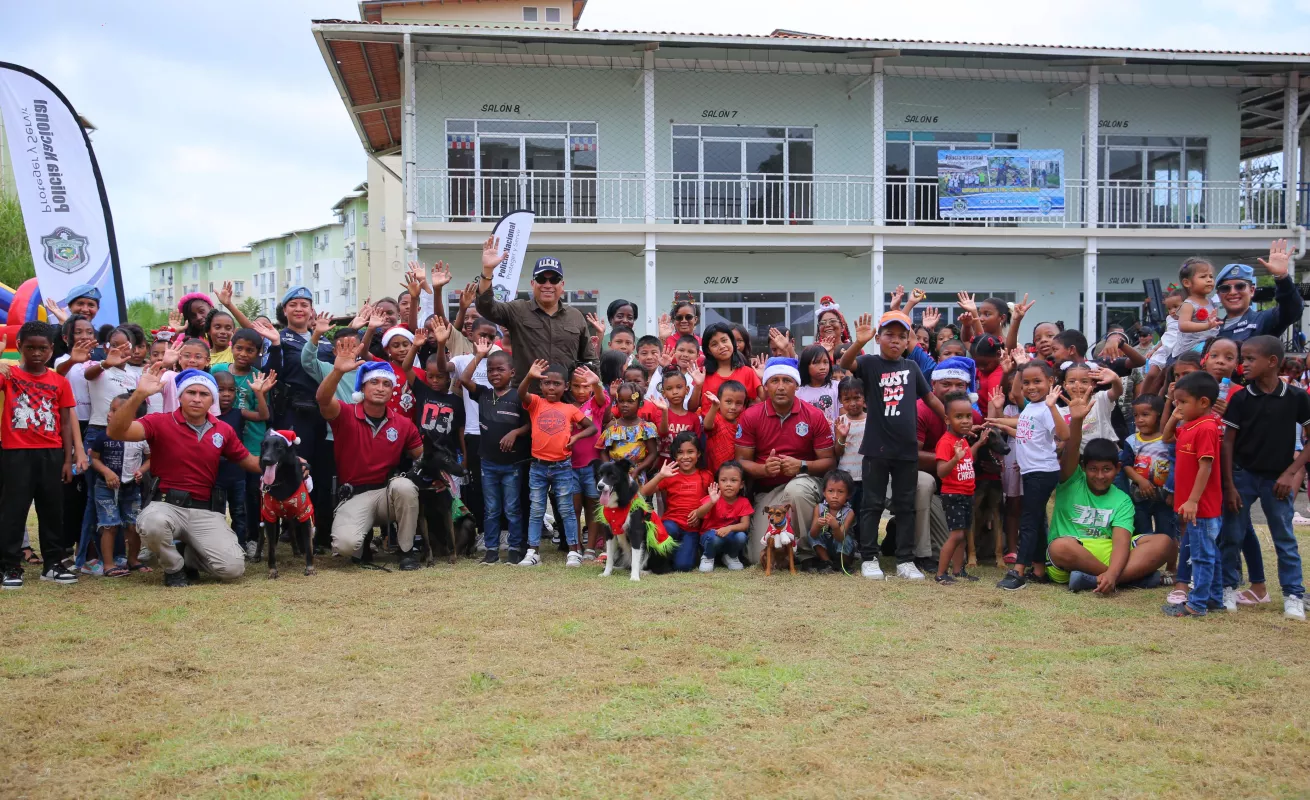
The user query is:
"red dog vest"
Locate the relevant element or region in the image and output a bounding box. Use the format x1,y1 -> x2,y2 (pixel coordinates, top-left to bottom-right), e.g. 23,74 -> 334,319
260,485 -> 315,525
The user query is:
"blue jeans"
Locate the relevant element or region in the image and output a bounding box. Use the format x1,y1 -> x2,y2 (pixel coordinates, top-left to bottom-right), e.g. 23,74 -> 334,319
91,481 -> 141,528
528,460 -> 579,548
572,462 -> 599,499
700,529 -> 746,561
1222,468 -> 1303,597
481,460 -> 523,552
1185,517 -> 1223,614
1134,499 -> 1176,538
1018,470 -> 1061,569
662,520 -> 700,572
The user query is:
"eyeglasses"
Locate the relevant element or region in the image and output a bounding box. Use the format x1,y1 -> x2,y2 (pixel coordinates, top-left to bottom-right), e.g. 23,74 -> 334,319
534,273 -> 562,285
674,314 -> 696,322
1216,282 -> 1250,294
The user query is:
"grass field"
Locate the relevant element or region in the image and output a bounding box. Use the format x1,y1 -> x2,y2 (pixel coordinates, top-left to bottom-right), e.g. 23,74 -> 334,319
4,530 -> 1310,799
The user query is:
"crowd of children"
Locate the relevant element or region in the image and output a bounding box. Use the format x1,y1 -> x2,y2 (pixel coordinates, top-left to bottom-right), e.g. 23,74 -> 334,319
2,252 -> 1307,625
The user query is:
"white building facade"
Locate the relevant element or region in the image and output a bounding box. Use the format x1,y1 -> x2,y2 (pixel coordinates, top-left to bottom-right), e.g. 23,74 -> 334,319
313,11 -> 1310,345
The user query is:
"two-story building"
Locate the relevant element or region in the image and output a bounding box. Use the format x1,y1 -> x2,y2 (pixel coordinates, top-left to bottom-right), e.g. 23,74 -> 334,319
313,0 -> 1310,346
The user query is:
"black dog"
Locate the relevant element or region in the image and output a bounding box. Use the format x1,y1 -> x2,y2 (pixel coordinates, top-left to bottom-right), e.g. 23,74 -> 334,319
409,435 -> 470,565
254,430 -> 315,578
595,459 -> 668,581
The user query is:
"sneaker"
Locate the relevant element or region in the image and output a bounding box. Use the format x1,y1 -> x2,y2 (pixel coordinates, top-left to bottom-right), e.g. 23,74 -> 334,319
861,560 -> 885,580
114,556 -> 128,568
1123,572 -> 1163,590
895,562 -> 926,581
953,569 -> 980,582
480,551 -> 499,565
996,569 -> 1027,591
164,570 -> 190,588
2,569 -> 22,589
914,557 -> 937,574
723,555 -> 744,571
1223,587 -> 1238,612
506,549 -> 525,566
184,567 -> 200,582
40,565 -> 78,585
398,552 -> 420,571
934,573 -> 956,585
1285,595 -> 1306,621
581,549 -> 597,562
566,551 -> 583,567
80,559 -> 103,577
1293,512 -> 1310,526
245,541 -> 258,560
698,556 -> 715,573
551,532 -> 561,546
517,549 -> 541,567
1067,570 -> 1098,593
816,560 -> 836,574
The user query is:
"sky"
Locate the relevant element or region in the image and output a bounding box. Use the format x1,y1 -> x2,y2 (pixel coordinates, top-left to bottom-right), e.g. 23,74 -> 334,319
3,0 -> 1310,299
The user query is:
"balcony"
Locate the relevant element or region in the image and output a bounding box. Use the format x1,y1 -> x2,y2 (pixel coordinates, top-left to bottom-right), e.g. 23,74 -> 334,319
415,169 -> 1291,230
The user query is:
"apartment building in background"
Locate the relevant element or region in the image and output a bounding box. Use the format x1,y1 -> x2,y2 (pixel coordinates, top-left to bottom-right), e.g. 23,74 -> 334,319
312,0 -> 1310,346
146,250 -> 254,313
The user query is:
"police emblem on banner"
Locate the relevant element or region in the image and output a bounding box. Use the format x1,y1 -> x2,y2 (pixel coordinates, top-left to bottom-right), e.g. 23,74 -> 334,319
41,227 -> 89,273
211,432 -> 225,448
386,427 -> 398,442
795,421 -> 809,436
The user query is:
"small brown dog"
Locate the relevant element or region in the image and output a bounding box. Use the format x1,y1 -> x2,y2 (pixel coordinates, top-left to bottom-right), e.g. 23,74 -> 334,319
761,504 -> 797,576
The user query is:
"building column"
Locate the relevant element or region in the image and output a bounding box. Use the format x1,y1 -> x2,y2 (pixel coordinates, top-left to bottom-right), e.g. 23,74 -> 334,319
1084,237 -> 1098,337
871,234 -> 885,319
644,233 -> 657,338
1284,71 -> 1300,229
642,49 -> 658,337
1084,66 -> 1100,230
402,33 -> 417,268
871,58 -> 886,226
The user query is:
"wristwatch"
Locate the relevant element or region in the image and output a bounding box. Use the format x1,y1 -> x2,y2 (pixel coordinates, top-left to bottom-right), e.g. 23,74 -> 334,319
799,461 -> 809,475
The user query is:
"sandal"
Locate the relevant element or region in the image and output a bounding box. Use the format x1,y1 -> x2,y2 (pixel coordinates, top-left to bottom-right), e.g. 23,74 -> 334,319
1003,552 -> 1017,565
1166,588 -> 1189,605
104,565 -> 130,578
1235,588 -> 1270,605
128,563 -> 153,574
21,547 -> 41,565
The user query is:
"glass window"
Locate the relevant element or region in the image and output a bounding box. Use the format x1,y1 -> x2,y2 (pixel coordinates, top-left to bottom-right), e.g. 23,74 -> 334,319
545,7 -> 561,22
523,6 -> 538,21
477,120 -> 566,135
671,124 -> 815,225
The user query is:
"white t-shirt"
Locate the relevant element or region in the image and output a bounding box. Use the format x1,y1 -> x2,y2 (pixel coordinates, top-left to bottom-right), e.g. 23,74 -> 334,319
645,367 -> 695,411
837,414 -> 865,481
1078,391 -> 1118,453
87,364 -> 143,426
1014,401 -> 1067,474
53,356 -> 91,422
449,349 -> 501,436
797,380 -> 840,425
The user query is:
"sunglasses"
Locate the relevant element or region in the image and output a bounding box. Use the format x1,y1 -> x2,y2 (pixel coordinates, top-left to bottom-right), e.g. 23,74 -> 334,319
674,314 -> 696,322
1216,282 -> 1250,294
534,273 -> 562,285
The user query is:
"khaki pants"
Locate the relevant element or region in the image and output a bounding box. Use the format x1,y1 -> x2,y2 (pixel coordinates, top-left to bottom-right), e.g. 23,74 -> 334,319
748,475 -> 822,565
137,502 -> 245,581
913,471 -> 951,559
331,478 -> 419,557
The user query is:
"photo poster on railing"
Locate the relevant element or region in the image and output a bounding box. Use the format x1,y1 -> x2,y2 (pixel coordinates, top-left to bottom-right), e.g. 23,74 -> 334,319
488,209 -> 535,302
937,149 -> 1065,218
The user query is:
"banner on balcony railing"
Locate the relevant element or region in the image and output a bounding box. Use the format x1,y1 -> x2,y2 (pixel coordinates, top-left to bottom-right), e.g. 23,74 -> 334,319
937,149 -> 1065,219
488,209 -> 535,303
0,62 -> 126,325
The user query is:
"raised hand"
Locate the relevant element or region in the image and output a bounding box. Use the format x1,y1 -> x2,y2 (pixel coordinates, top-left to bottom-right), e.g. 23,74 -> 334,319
1258,238 -> 1290,278
574,366 -> 600,387
168,309 -> 185,330
688,365 -> 706,386
216,281 -> 234,307
1066,392 -> 1091,421
954,438 -> 967,459
162,336 -> 185,370
481,235 -> 503,273
411,325 -> 429,349
1013,293 -> 1035,321
68,338 -> 96,364
921,306 -> 941,331
999,348 -> 1015,374
368,308 -> 388,329
987,384 -> 1005,409
956,292 -> 978,314
313,311 -> 334,338
526,359 -> 549,381
649,395 -> 669,410
429,315 -> 452,344
102,342 -> 131,369
250,318 -> 281,346
43,298 -> 68,324
957,311 -> 975,331
404,263 -> 423,298
137,362 -> 167,396
658,460 -> 678,480
586,313 -> 605,336
348,299 -> 373,328
751,353 -> 766,379
333,338 -> 363,373
1011,347 -> 1030,366
472,335 -> 493,358
659,341 -> 676,368
429,261 -> 451,290
459,281 -> 478,310
704,390 -> 720,407
852,313 -> 875,345
250,370 -> 278,395
1044,384 -> 1063,408
817,334 -> 837,355
658,313 -> 674,341
889,284 -> 906,311
707,482 -> 721,504
836,416 -> 850,440
907,287 -> 927,309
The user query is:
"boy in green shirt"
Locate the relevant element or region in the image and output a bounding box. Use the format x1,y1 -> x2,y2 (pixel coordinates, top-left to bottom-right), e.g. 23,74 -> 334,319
1045,393 -> 1177,592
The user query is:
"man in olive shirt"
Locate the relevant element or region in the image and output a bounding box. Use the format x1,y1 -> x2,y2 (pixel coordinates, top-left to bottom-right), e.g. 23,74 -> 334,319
474,235 -> 597,382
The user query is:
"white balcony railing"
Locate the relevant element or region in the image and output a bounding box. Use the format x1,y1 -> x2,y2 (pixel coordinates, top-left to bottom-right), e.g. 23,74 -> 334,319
415,169 -> 1290,230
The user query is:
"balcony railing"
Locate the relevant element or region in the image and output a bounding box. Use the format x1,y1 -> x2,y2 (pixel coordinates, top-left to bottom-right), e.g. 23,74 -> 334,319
415,169 -> 1291,230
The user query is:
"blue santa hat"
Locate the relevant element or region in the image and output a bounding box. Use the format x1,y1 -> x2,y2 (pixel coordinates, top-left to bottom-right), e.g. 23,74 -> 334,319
174,368 -> 218,399
932,356 -> 978,397
761,356 -> 801,385
352,361 -> 397,403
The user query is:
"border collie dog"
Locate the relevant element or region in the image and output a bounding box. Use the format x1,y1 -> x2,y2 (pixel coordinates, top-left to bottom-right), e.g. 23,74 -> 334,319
595,460 -> 651,582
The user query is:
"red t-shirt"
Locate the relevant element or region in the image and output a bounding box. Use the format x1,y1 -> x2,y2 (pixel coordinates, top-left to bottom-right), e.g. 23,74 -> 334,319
934,432 -> 975,495
1175,416 -> 1222,518
705,414 -> 740,476
138,410 -> 250,501
701,494 -> 754,532
328,402 -> 423,486
699,366 -> 762,413
660,469 -> 714,531
524,394 -> 586,462
916,398 -> 992,482
0,366 -> 75,449
657,408 -> 702,461
735,398 -> 835,490
977,366 -> 1003,407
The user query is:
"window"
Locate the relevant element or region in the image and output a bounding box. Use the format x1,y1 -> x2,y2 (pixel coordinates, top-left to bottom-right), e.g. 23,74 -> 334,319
692,291 -> 815,350
216,258 -> 223,271
313,263 -> 320,280
522,6 -> 538,21
1097,135 -> 1208,227
315,292 -> 321,305
362,212 -> 368,227
885,131 -> 1019,225
446,119 -> 598,222
1079,291 -> 1145,339
234,281 -> 244,295
295,239 -> 303,261
324,289 -> 331,304
209,282 -> 214,293
545,7 -> 561,22
284,268 -> 291,285
285,242 -> 291,255
671,124 -> 814,225
294,266 -> 302,284
883,291 -> 1016,329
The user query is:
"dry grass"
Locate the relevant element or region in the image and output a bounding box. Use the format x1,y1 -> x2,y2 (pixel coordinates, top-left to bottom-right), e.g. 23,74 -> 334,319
3,529 -> 1310,799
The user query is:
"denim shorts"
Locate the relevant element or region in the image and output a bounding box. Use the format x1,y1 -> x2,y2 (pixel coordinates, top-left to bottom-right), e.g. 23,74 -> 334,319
93,480 -> 141,528
572,462 -> 599,499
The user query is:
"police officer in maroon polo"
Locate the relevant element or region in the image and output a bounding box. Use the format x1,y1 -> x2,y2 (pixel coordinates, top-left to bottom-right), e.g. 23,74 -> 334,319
107,366 -> 262,587
316,339 -> 425,570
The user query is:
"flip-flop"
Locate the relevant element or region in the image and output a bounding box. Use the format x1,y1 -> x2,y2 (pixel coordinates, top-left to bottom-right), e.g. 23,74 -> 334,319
1003,552 -> 1017,565
128,563 -> 153,574
104,565 -> 130,578
20,548 -> 41,565
1235,588 -> 1270,605
1166,588 -> 1189,605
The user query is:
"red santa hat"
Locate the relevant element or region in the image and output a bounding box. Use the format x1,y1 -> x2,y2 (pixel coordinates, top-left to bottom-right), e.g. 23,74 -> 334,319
268,429 -> 301,446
